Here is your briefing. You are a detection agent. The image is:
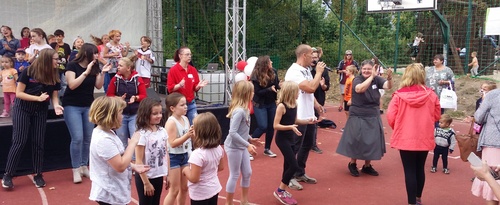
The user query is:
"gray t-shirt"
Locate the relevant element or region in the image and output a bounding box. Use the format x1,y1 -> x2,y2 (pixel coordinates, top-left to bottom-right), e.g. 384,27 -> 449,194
224,108 -> 251,149
425,66 -> 455,97
89,128 -> 132,205
350,75 -> 386,117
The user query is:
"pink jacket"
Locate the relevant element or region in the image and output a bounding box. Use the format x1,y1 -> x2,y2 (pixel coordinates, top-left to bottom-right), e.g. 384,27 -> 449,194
387,85 -> 441,151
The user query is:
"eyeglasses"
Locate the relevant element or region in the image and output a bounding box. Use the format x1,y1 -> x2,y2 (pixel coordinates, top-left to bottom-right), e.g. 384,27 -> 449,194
181,53 -> 192,56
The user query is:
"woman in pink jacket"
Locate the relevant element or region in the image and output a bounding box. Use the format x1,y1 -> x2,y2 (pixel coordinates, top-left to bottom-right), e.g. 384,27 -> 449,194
387,63 -> 441,205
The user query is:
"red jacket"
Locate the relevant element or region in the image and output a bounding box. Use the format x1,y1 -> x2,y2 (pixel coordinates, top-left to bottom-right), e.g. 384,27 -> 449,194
167,63 -> 200,103
387,85 -> 441,151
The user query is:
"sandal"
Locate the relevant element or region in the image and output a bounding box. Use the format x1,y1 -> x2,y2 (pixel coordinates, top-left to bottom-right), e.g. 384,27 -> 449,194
338,106 -> 343,112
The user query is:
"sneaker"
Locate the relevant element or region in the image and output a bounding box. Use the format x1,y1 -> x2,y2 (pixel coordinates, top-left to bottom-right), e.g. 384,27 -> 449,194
264,149 -> 277,158
274,190 -> 298,205
341,128 -> 345,132
311,146 -> 323,154
80,166 -> 90,178
0,112 -> 9,118
361,164 -> 379,176
2,174 -> 13,189
249,155 -> 254,161
443,168 -> 450,174
416,198 -> 423,205
430,167 -> 437,173
33,174 -> 46,188
348,162 -> 359,177
287,178 -> 303,190
72,168 -> 82,184
296,174 -> 317,184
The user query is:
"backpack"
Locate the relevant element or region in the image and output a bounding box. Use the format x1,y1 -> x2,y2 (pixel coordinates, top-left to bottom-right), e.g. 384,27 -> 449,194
317,119 -> 337,129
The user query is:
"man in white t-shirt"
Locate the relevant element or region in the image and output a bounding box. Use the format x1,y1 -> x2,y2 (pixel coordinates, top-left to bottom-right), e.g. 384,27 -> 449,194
284,44 -> 325,189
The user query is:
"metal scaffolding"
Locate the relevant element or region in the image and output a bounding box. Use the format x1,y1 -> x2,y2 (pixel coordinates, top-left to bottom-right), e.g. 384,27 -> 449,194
147,0 -> 164,66
225,0 -> 246,105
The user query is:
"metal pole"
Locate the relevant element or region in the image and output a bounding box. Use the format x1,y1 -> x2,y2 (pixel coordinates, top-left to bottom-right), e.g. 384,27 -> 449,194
338,0 -> 344,62
464,0 -> 472,74
175,0 -> 181,48
394,11 -> 400,72
299,0 -> 303,43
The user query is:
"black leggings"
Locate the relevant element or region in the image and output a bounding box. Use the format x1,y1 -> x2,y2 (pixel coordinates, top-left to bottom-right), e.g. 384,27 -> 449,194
190,193 -> 218,205
432,145 -> 449,169
134,174 -> 164,205
399,150 -> 428,204
275,133 -> 299,185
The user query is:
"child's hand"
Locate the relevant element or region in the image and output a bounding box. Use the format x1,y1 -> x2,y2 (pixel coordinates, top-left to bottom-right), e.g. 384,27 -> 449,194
247,144 -> 257,156
144,182 -> 155,196
163,177 -> 170,190
38,92 -> 49,102
291,124 -> 302,136
449,149 -> 454,154
132,163 -> 150,174
249,138 -> 264,147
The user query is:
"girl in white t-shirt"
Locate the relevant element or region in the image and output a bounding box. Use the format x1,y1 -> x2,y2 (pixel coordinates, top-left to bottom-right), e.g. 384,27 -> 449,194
134,98 -> 169,205
163,92 -> 194,205
182,112 -> 226,205
26,28 -> 52,63
88,96 -> 150,205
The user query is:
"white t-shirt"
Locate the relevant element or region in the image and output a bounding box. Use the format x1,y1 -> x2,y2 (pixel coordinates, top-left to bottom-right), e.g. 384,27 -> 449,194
284,63 -> 315,119
135,48 -> 155,78
137,127 -> 169,179
187,145 -> 224,201
89,128 -> 132,205
413,37 -> 423,46
26,43 -> 53,56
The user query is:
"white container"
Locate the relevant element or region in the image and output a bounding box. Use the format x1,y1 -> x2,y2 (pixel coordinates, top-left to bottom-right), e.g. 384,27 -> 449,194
198,72 -> 225,104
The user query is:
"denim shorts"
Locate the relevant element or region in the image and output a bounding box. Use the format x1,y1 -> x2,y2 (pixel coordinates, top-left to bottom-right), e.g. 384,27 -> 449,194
169,153 -> 189,169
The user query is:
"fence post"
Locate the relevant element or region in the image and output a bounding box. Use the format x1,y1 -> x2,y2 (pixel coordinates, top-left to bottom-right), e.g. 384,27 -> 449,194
394,11 -> 400,72
464,0 -> 473,74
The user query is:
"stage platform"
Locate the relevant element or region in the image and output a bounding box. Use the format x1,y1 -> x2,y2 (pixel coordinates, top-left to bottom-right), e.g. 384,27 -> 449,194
0,92 -> 232,177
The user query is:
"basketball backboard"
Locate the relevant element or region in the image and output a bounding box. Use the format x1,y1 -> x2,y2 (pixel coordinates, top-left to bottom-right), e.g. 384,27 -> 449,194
367,0 -> 437,13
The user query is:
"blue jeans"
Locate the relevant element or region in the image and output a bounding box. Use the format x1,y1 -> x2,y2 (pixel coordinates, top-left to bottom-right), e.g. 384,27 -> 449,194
115,114 -> 137,147
186,100 -> 197,125
64,106 -> 94,168
103,72 -> 111,93
251,103 -> 276,150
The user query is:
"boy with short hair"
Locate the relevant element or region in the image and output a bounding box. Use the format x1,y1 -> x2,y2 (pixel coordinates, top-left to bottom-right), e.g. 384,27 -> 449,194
468,51 -> 479,77
50,29 -> 71,71
14,48 -> 29,73
134,36 -> 155,88
431,114 -> 456,174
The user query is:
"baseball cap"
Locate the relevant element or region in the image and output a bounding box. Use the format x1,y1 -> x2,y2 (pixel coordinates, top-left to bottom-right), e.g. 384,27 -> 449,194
345,50 -> 352,55
16,48 -> 26,54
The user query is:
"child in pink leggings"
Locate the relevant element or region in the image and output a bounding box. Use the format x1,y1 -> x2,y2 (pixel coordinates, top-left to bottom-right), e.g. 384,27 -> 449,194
0,56 -> 18,117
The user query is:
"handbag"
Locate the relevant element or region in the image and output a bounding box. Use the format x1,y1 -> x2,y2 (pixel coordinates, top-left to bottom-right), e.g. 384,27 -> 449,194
456,120 -> 481,162
439,84 -> 457,110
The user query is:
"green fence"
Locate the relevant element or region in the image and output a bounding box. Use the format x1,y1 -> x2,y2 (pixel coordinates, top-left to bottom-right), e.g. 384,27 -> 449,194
162,0 -> 500,75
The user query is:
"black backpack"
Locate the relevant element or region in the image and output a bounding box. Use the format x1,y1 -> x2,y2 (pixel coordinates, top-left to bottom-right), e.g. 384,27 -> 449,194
318,119 -> 337,129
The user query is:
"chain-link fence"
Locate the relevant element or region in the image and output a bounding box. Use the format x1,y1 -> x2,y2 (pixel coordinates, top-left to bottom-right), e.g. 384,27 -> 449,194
162,0 -> 500,75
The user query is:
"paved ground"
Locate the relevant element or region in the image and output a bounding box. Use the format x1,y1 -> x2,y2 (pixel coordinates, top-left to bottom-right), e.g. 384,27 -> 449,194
0,104 -> 486,205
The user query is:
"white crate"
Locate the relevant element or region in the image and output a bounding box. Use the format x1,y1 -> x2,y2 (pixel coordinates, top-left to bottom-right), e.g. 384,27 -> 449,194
198,72 -> 225,104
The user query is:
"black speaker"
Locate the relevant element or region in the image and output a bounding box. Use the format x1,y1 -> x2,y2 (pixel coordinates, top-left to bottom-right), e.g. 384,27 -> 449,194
158,84 -> 167,94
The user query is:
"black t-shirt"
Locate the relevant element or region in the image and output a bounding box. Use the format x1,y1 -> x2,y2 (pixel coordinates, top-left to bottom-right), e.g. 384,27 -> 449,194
50,42 -> 71,70
16,68 -> 61,109
310,66 -> 330,106
62,61 -> 97,107
349,75 -> 385,117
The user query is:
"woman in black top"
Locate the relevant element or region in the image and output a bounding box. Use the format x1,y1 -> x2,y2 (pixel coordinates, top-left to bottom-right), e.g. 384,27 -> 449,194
63,43 -> 110,183
2,49 -> 63,189
250,56 -> 280,158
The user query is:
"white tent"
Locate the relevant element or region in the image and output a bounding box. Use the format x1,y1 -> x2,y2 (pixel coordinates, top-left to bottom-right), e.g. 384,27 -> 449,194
2,0 -> 147,47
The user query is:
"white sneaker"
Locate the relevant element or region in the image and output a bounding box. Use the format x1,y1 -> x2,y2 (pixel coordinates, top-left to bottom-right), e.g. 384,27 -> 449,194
249,155 -> 254,161
72,168 -> 82,184
288,178 -> 303,190
80,166 -> 90,178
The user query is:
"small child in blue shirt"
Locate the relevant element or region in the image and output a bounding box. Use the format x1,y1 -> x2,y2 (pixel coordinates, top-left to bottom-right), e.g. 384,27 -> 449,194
14,48 -> 29,73
431,114 -> 456,174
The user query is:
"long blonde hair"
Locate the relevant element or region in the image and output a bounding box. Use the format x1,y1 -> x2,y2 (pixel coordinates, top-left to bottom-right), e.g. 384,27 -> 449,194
227,81 -> 254,118
277,81 -> 299,108
399,63 -> 425,89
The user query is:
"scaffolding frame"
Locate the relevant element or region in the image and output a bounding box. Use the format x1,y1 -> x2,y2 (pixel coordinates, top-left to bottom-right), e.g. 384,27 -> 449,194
147,0 -> 164,66
225,0 -> 247,105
